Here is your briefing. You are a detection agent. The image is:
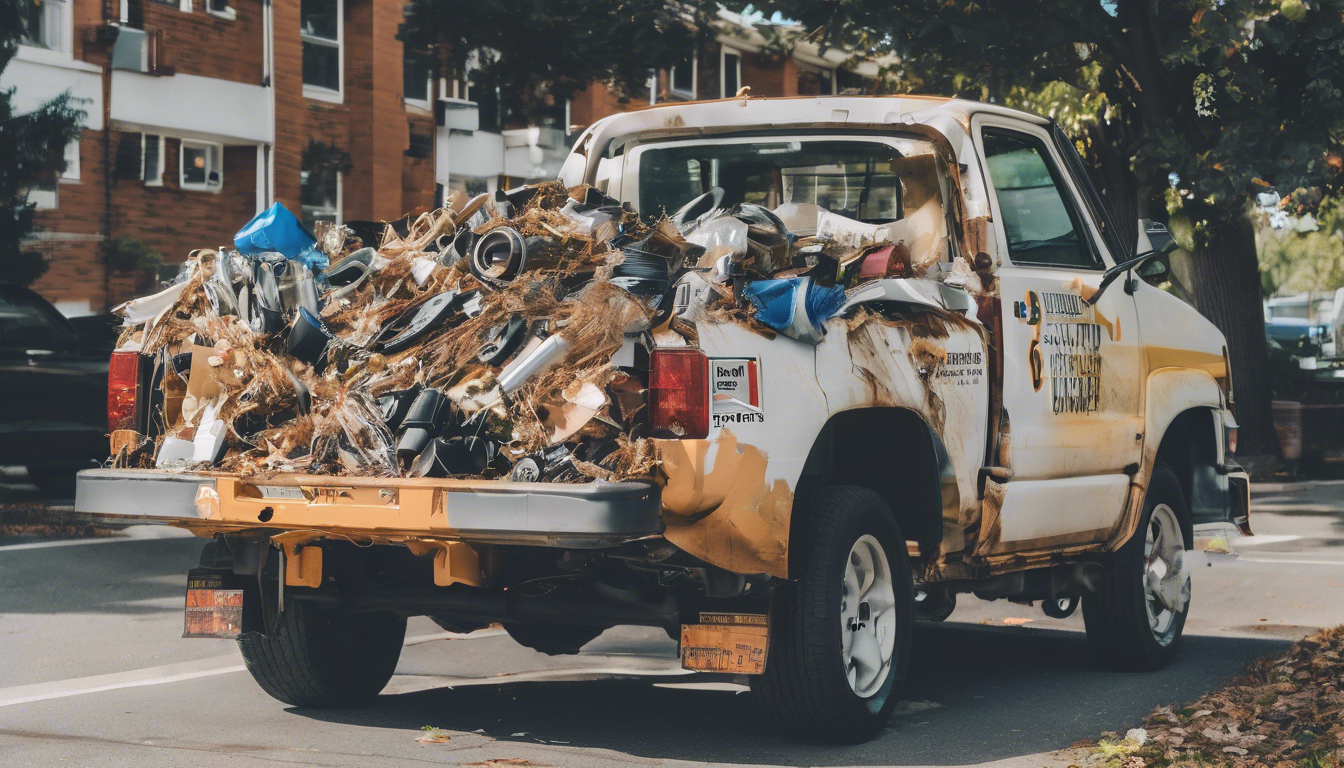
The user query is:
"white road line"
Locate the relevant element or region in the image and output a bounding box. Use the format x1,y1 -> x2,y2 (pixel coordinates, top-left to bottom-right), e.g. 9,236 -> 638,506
0,537 -> 140,552
0,656 -> 246,708
0,625 -> 506,708
0,529 -> 194,552
1237,557 -> 1344,566
1233,534 -> 1302,546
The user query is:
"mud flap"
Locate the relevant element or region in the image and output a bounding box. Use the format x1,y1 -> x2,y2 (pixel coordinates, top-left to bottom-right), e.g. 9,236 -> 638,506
183,568 -> 252,638
679,612 -> 769,674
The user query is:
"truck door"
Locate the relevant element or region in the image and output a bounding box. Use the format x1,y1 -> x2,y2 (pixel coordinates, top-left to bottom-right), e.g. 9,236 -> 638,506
971,117 -> 1144,552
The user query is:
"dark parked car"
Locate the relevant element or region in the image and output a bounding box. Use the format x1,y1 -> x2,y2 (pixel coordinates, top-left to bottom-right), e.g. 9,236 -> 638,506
0,283 -> 114,496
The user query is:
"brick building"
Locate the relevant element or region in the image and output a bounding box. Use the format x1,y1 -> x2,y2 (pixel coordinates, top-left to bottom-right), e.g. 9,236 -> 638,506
6,3 -> 874,315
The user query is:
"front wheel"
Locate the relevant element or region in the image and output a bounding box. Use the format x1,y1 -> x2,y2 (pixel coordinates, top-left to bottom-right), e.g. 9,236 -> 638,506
751,486 -> 913,743
239,600 -> 406,707
1082,463 -> 1191,670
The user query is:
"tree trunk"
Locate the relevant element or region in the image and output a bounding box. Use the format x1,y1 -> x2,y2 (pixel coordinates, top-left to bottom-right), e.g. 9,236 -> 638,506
1187,215 -> 1278,457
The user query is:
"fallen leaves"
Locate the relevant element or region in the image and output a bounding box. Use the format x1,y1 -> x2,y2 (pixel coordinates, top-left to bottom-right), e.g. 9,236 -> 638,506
1120,625 -> 1344,767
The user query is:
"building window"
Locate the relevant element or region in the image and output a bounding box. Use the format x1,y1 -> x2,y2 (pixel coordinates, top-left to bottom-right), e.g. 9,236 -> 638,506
721,48 -> 741,98
300,169 -> 341,230
180,140 -> 223,191
20,0 -> 66,52
404,48 -> 434,108
670,53 -> 695,99
797,64 -> 836,96
142,134 -> 163,185
206,0 -> 234,19
27,184 -> 58,210
301,0 -> 341,99
60,139 -> 80,182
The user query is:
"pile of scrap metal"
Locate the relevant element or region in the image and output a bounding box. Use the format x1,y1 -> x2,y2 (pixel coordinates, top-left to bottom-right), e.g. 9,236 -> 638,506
108,175 -> 962,482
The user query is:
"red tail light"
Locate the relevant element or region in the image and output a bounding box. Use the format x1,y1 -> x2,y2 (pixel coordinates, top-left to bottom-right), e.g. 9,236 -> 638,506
649,348 -> 709,439
108,351 -> 140,433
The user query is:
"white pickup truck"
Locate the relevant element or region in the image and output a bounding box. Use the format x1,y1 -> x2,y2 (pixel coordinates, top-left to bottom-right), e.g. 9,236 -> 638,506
76,96 -> 1250,742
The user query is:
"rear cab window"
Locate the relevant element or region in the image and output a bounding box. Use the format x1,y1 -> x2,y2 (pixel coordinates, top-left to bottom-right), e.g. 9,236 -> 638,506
627,135 -> 952,268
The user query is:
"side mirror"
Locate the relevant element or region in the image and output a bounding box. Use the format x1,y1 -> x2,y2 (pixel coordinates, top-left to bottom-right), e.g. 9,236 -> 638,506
1135,255 -> 1170,287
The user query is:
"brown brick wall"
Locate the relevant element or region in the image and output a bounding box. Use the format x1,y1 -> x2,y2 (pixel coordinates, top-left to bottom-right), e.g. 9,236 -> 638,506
30,129 -> 258,311
141,0 -> 265,84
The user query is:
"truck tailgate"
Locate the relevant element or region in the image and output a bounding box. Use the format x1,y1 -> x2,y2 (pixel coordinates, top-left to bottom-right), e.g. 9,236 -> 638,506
75,468 -> 662,547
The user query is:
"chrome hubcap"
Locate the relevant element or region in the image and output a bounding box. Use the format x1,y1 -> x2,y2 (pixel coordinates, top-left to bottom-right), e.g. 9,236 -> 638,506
1144,503 -> 1190,645
841,535 -> 897,698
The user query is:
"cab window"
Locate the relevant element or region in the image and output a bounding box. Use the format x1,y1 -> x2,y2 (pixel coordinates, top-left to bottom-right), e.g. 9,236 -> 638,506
982,130 -> 1100,269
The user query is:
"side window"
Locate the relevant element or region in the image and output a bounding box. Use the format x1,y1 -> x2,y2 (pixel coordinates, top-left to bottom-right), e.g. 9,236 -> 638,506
982,130 -> 1100,269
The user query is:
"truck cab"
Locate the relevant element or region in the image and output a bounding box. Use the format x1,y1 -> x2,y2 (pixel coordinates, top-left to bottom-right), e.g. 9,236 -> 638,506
76,95 -> 1249,743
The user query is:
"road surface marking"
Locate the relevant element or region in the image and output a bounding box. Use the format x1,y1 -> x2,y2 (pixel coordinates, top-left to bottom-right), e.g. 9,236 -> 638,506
1238,557 -> 1344,566
0,529 -> 194,552
0,656 -> 246,708
0,626 -> 506,708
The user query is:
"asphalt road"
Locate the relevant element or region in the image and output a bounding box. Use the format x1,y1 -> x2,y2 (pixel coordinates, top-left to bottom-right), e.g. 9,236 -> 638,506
0,482 -> 1341,768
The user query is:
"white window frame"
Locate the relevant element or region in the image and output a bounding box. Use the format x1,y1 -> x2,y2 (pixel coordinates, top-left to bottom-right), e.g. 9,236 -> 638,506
17,0 -> 73,65
669,54 -> 696,100
205,0 -> 235,20
60,138 -> 80,182
720,46 -> 743,99
142,134 -> 165,186
301,0 -> 343,103
147,0 -> 192,13
301,171 -> 342,227
179,139 -> 223,191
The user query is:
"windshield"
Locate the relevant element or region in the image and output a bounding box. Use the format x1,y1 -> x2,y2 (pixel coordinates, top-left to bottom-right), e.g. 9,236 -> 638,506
635,137 -> 941,225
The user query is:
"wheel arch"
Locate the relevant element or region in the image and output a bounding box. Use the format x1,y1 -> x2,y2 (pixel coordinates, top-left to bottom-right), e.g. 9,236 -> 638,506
796,407 -> 951,554
1139,368 -> 1226,550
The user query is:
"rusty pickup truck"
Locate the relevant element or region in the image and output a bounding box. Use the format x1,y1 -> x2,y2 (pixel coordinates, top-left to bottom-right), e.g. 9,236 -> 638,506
76,96 -> 1250,742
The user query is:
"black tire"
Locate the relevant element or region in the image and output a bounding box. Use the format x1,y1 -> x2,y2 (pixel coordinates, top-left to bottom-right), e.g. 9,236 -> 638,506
238,600 -> 406,707
1082,462 -> 1190,671
751,486 -> 914,743
503,622 -> 605,655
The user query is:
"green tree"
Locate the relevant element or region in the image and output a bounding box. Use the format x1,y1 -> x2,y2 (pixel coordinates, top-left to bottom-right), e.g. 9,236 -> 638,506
401,0 -> 708,122
0,0 -> 86,286
727,0 -> 1344,455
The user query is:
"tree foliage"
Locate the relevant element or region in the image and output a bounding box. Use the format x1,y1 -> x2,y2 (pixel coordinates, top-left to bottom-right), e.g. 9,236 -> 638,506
401,0 -> 708,121
0,0 -> 86,286
727,0 -> 1344,237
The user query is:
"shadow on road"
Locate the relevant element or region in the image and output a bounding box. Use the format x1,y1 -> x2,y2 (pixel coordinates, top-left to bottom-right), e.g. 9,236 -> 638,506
295,622 -> 1290,766
0,538 -> 203,615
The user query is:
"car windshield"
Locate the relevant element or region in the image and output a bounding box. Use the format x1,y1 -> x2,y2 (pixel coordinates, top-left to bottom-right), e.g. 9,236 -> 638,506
636,137 -> 943,225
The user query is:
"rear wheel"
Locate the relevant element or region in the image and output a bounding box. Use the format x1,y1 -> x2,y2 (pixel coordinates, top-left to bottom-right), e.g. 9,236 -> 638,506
751,486 -> 913,743
238,600 -> 406,707
1082,463 -> 1191,670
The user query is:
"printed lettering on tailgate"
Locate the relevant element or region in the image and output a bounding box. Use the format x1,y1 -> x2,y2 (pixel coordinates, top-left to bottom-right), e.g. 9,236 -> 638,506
710,357 -> 764,429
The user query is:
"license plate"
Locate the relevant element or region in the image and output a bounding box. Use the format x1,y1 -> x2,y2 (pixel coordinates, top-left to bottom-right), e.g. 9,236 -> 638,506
184,572 -> 244,639
680,613 -> 769,674
254,485 -> 306,500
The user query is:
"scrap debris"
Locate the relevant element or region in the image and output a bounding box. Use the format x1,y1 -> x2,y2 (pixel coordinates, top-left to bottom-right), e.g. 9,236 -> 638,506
110,163 -> 982,482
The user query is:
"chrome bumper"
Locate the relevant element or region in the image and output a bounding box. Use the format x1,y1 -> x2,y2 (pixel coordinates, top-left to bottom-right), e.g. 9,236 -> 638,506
75,468 -> 663,548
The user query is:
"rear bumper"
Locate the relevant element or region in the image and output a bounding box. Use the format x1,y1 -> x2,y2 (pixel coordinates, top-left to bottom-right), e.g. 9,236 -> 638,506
75,468 -> 663,547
